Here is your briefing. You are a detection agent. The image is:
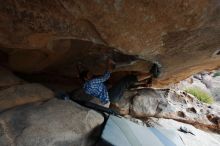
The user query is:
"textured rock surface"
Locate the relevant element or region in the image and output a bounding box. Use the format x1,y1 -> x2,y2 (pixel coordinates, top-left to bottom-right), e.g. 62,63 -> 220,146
0,67 -> 24,89
210,76 -> 220,102
0,0 -> 220,87
0,83 -> 54,112
131,89 -> 168,117
111,88 -> 220,132
0,99 -> 104,146
148,118 -> 220,146
174,71 -> 220,103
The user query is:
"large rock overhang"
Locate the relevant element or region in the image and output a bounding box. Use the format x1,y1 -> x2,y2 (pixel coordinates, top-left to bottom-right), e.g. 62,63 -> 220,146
0,0 -> 220,87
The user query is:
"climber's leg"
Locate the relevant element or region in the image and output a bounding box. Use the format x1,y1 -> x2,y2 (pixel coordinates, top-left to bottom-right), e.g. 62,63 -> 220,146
108,75 -> 138,103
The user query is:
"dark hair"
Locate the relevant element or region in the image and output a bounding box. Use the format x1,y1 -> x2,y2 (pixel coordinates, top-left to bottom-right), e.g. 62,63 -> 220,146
79,70 -> 89,82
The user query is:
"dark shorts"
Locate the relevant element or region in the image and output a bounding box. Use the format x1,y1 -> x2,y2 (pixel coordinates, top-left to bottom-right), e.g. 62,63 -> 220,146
68,88 -> 94,101
109,75 -> 137,103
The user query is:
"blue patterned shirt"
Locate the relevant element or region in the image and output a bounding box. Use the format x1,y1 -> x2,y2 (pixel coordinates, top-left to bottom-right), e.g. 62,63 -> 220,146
83,71 -> 111,104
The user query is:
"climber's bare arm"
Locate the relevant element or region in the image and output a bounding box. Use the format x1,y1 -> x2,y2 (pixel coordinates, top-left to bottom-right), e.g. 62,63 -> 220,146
106,59 -> 116,72
136,63 -> 161,81
136,73 -> 151,82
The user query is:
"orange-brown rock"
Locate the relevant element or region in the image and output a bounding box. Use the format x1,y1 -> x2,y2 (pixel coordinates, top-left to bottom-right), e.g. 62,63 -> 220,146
0,0 -> 220,87
0,67 -> 24,89
0,83 -> 54,112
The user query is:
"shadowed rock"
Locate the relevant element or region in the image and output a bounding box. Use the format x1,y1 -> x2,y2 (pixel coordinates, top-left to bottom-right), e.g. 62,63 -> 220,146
0,99 -> 104,146
0,0 -> 219,87
0,83 -> 54,112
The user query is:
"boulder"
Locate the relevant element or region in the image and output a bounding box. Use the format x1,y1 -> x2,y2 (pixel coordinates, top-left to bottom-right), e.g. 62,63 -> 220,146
0,99 -> 104,146
131,89 -> 168,117
209,76 -> 220,102
0,83 -> 54,112
176,72 -> 220,103
0,67 -> 24,89
110,90 -> 137,115
176,76 -> 211,95
202,74 -> 213,88
112,88 -> 220,132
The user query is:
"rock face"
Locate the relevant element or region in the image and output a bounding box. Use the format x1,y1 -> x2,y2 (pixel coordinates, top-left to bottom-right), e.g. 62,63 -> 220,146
0,99 -> 104,146
210,76 -> 220,102
0,83 -> 55,112
0,1 -> 220,144
111,88 -> 220,132
132,89 -> 168,117
0,0 -> 220,87
0,67 -> 55,112
0,67 -> 24,89
174,71 -> 220,103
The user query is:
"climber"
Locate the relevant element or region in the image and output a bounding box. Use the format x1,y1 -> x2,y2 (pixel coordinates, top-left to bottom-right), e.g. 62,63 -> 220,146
72,60 -> 161,107
108,63 -> 161,104
58,59 -> 161,108
80,59 -> 115,107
